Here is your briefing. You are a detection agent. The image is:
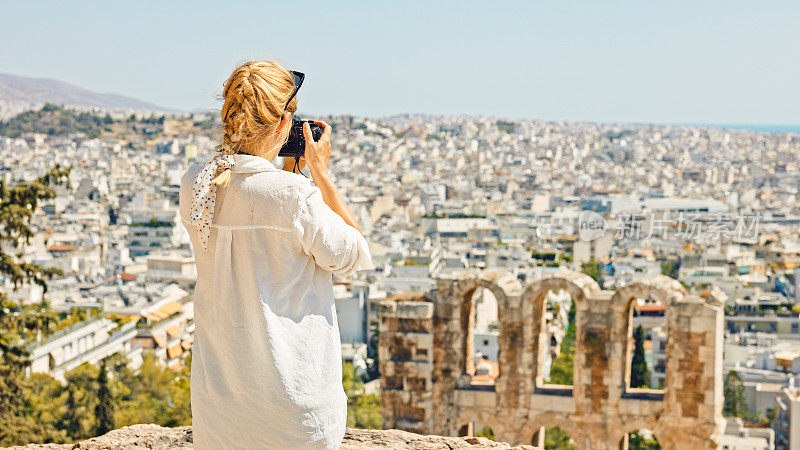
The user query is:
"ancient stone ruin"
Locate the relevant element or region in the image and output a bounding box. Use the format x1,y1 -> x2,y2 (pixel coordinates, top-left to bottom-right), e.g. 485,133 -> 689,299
378,269 -> 726,449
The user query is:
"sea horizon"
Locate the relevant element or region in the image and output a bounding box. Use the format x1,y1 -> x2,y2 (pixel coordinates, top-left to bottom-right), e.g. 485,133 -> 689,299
680,123 -> 800,134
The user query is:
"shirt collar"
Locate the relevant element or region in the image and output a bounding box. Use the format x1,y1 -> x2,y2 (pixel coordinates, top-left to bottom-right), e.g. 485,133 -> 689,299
230,153 -> 279,174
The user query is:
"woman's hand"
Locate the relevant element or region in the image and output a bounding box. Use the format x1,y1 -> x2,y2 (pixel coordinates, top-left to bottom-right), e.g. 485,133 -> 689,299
301,121 -> 332,175
299,120 -> 362,233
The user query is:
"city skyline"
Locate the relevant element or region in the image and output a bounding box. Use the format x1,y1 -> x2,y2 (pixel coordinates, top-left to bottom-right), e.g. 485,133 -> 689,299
1,98 -> 798,447
1,1 -> 799,125
1,3 -> 799,446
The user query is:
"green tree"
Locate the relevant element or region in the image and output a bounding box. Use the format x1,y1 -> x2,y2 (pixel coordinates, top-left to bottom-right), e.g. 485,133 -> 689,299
342,362 -> 381,429
57,363 -> 99,441
94,360 -> 114,435
548,301 -> 575,385
342,361 -> 361,395
630,325 -> 651,388
364,322 -> 380,381
767,406 -> 779,426
476,426 -> 495,440
109,353 -> 191,428
347,393 -> 381,429
581,258 -> 602,284
660,261 -> 678,279
0,165 -> 70,446
0,352 -> 54,446
20,373 -> 67,442
628,430 -> 661,449
544,426 -> 574,449
723,371 -> 746,418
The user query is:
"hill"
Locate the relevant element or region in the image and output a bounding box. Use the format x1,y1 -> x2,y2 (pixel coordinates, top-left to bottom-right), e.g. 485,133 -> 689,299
0,72 -> 175,118
0,104 -> 113,138
0,103 -> 222,144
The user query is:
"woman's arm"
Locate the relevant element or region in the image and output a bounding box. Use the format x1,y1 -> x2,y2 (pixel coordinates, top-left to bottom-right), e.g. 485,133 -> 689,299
300,121 -> 362,234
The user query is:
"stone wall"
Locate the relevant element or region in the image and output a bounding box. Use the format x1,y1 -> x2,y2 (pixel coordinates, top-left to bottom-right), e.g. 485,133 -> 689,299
378,269 -> 726,449
378,292 -> 435,434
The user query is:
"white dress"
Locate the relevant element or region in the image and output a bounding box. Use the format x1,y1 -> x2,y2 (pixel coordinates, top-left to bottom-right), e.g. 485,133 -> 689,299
179,153 -> 374,449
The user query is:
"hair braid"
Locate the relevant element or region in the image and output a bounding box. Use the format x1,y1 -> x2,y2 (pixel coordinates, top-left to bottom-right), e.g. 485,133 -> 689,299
212,61 -> 298,186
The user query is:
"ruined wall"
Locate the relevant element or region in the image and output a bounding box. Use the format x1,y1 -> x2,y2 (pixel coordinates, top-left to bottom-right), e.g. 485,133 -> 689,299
378,293 -> 435,434
378,269 -> 726,449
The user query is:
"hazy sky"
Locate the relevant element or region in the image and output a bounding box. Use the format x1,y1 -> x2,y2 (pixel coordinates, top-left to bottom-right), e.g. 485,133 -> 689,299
2,1 -> 798,124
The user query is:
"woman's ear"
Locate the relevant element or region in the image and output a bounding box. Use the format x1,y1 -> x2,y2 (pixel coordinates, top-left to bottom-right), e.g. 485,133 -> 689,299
277,112 -> 292,135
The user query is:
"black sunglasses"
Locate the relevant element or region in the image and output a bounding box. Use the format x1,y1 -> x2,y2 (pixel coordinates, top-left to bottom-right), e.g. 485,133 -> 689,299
283,70 -> 305,113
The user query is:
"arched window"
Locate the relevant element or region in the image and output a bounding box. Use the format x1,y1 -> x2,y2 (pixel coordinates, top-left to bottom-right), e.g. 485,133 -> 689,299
539,289 -> 575,387
458,422 -> 495,440
532,426 -> 575,449
470,286 -> 499,386
621,429 -> 661,449
625,295 -> 667,393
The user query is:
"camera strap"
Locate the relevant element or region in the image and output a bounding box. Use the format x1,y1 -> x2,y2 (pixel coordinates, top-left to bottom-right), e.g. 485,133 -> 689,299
291,157 -> 308,177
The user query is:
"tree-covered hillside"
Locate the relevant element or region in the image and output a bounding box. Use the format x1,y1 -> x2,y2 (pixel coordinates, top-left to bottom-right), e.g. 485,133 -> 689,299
0,104 -> 108,138
0,104 -> 170,139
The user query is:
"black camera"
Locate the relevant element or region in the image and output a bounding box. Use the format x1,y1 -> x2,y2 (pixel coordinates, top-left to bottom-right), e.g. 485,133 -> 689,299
278,118 -> 323,158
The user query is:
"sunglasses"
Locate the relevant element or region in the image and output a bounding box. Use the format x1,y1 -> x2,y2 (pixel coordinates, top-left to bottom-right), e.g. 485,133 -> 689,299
283,70 -> 305,113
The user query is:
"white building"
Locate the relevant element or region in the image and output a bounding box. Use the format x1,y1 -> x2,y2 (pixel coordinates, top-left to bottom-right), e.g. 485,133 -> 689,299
649,327 -> 667,388
774,384 -> 800,450
124,200 -> 184,257
473,287 -> 499,362
146,253 -> 196,288
26,316 -> 142,382
334,283 -> 369,345
720,417 -> 774,450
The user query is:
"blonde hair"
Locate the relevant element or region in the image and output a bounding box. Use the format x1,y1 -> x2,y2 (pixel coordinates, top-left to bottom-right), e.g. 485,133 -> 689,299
212,60 -> 298,186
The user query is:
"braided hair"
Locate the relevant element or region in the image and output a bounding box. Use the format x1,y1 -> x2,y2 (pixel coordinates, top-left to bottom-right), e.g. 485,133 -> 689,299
212,61 -> 298,186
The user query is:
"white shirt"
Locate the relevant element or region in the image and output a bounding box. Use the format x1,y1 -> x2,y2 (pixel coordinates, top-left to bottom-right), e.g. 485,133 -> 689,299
179,153 -> 374,449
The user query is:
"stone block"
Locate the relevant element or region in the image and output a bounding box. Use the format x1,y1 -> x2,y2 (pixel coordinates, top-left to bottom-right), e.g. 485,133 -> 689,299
531,393 -> 576,413
396,301 -> 434,319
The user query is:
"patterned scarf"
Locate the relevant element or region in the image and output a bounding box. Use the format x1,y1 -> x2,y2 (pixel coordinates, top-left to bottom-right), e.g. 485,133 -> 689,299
189,152 -> 235,252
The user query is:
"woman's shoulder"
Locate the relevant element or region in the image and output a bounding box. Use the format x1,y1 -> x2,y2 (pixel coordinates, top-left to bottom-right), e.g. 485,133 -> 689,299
228,170 -> 319,228
180,163 -> 203,188
240,169 -> 315,202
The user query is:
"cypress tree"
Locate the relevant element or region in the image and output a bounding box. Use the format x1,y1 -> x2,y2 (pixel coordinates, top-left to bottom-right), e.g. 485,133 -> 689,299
723,371 -> 746,418
95,360 -> 114,435
630,325 -> 651,388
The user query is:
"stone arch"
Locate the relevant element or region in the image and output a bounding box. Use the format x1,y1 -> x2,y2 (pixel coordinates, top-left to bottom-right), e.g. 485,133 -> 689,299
611,275 -> 686,397
477,271 -> 522,387
521,269 -> 600,394
431,270 -> 523,435
443,270 -> 522,385
617,419 -> 666,445
381,269 -> 725,448
697,286 -> 727,307
523,414 -> 587,449
619,427 -> 662,449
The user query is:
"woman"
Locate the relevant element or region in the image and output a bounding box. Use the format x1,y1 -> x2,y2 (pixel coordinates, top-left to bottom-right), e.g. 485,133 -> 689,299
179,61 -> 373,449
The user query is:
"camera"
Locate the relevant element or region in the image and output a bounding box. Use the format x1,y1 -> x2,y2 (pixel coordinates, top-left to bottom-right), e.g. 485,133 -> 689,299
278,118 -> 323,158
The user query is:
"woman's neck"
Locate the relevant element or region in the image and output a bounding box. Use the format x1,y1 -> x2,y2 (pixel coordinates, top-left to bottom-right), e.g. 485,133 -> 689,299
239,143 -> 280,160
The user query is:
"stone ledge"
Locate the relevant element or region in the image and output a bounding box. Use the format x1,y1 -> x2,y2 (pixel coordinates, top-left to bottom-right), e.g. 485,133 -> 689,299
4,424 -> 539,449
